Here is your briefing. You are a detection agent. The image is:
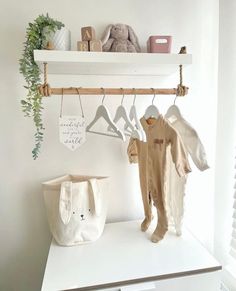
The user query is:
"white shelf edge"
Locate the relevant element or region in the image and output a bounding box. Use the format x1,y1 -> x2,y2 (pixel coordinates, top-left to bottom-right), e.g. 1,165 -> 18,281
34,50 -> 192,64
34,50 -> 192,76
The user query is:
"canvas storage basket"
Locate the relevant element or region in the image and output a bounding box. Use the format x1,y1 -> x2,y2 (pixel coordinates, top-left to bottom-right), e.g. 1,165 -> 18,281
42,175 -> 109,246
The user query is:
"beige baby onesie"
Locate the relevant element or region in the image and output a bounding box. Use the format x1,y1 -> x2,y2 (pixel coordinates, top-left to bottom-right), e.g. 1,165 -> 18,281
127,115 -> 191,243
165,116 -> 209,236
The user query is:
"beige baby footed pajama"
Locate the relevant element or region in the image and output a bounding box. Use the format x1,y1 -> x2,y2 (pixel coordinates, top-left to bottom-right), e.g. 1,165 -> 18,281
127,115 -> 191,243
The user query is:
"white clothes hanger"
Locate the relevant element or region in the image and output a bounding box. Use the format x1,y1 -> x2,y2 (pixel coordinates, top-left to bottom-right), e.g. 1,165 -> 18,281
108,89 -> 142,140
86,89 -> 125,140
128,89 -> 146,141
144,89 -> 160,119
165,96 -> 183,120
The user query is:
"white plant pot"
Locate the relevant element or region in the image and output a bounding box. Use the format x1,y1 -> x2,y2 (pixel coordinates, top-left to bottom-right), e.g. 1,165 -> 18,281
51,27 -> 71,51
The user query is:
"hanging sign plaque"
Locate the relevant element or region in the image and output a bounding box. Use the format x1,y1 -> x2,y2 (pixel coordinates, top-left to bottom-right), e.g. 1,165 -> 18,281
59,116 -> 86,151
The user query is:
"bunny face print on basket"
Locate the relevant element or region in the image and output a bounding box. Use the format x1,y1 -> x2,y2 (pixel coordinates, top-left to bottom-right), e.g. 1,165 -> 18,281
71,188 -> 94,224
57,179 -> 105,245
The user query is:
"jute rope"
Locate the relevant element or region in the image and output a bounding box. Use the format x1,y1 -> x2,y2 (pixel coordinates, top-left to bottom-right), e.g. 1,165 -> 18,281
38,62 -> 51,97
44,62 -> 48,85
176,46 -> 188,96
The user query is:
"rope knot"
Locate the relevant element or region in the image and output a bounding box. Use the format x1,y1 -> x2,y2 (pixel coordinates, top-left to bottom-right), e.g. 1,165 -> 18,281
176,84 -> 188,96
38,84 -> 51,97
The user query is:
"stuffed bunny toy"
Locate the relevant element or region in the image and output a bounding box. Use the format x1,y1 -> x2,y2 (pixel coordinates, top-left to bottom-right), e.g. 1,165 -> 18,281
101,23 -> 141,53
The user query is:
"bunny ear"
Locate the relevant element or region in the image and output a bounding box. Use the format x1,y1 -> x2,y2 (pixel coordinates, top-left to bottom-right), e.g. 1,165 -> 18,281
89,179 -> 101,217
127,25 -> 141,52
101,24 -> 113,45
59,181 -> 73,225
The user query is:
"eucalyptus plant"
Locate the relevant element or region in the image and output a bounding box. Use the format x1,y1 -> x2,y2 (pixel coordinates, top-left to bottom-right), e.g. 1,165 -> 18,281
19,14 -> 64,159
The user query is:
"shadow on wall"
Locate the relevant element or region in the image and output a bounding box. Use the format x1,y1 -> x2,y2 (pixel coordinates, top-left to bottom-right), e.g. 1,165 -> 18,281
0,184 -> 52,291
0,23 -> 53,290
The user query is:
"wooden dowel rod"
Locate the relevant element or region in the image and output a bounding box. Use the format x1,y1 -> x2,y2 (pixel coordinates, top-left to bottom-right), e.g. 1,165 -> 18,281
48,87 -> 179,96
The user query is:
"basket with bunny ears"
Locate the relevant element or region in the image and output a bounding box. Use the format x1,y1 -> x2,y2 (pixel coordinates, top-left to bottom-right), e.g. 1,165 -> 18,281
101,23 -> 141,53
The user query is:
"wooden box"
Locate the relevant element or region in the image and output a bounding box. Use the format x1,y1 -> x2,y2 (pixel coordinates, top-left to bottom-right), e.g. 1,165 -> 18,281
89,40 -> 102,52
81,26 -> 96,41
77,41 -> 89,51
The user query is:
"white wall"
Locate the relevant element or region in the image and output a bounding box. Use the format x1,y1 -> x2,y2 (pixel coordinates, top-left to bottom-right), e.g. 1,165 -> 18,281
0,0 -> 219,290
214,0 -> 236,276
214,3 -> 236,290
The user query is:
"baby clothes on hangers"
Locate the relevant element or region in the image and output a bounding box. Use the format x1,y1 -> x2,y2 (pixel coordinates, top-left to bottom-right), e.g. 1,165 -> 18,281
165,115 -> 209,236
127,115 -> 191,243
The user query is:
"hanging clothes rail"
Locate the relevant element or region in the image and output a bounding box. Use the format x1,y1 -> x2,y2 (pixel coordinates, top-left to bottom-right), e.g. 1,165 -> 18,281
38,46 -> 189,98
41,87 -> 182,95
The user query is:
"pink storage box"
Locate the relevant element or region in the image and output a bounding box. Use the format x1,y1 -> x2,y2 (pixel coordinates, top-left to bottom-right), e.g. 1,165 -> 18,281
147,36 -> 172,53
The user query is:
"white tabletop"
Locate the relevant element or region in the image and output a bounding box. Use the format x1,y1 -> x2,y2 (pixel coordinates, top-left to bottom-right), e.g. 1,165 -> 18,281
41,220 -> 221,291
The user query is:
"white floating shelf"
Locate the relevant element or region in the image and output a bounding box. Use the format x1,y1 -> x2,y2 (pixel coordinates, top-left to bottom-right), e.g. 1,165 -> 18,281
34,50 -> 192,76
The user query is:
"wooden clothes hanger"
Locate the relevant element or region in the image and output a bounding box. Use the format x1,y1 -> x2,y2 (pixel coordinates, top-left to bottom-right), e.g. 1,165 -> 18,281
108,89 -> 142,140
144,89 -> 160,123
86,89 -> 125,140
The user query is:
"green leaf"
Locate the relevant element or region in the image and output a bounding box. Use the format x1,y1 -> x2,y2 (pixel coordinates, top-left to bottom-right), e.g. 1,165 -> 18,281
19,13 -> 64,159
